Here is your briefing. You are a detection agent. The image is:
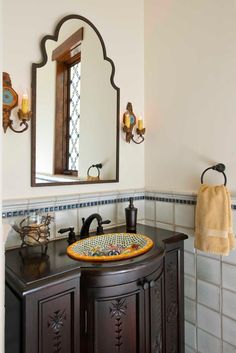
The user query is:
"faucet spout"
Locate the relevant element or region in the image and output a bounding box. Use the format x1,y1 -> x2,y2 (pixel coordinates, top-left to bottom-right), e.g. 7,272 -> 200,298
80,213 -> 110,239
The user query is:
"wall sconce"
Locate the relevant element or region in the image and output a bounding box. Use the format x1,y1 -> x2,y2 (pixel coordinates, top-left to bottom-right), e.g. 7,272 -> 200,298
2,72 -> 32,133
122,102 -> 145,144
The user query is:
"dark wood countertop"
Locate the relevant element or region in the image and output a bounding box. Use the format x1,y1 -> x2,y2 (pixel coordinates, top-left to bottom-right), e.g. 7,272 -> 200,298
5,224 -> 187,293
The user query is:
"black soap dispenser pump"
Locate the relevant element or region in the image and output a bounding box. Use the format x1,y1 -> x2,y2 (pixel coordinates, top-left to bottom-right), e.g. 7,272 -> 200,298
125,197 -> 137,233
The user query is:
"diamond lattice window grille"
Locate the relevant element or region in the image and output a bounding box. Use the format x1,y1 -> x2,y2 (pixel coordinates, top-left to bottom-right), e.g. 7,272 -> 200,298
68,62 -> 81,171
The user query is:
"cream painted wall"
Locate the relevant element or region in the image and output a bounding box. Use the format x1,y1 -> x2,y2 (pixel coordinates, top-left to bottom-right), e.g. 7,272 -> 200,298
144,0 -> 236,195
2,0 -> 144,200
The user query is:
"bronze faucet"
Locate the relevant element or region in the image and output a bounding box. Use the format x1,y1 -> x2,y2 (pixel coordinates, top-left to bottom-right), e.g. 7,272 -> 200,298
80,213 -> 111,239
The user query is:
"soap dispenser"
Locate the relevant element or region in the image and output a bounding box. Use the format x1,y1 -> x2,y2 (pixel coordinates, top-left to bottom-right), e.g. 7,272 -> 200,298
125,197 -> 137,233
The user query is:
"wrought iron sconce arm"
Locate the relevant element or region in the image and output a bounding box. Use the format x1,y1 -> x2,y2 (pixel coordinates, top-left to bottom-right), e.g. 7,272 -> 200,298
122,102 -> 145,144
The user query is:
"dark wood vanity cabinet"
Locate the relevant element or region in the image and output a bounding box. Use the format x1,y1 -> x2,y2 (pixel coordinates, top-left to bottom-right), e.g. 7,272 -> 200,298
5,274 -> 80,353
80,259 -> 164,353
5,225 -> 187,353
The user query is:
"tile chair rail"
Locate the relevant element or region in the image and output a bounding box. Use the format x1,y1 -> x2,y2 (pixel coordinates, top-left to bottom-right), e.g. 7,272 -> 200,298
3,191 -> 236,219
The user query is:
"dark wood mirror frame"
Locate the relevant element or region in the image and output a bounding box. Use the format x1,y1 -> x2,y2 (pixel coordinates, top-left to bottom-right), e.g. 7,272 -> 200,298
31,14 -> 120,187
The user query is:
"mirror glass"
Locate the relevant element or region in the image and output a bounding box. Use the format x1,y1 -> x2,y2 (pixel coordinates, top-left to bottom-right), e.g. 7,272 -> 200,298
31,15 -> 119,186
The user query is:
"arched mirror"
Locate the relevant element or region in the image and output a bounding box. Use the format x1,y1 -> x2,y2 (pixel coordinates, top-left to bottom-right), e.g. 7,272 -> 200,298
31,14 -> 120,186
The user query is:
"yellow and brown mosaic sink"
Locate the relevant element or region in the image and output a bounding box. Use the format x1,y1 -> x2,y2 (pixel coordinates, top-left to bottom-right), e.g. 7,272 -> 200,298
67,233 -> 154,262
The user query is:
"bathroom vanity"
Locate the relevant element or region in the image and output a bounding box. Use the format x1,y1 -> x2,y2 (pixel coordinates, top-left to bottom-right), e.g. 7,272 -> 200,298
5,224 -> 187,353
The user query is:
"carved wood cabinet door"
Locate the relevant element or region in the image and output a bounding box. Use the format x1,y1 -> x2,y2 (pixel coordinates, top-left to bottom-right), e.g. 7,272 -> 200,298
81,280 -> 146,353
147,270 -> 164,353
24,276 -> 80,353
164,246 -> 184,353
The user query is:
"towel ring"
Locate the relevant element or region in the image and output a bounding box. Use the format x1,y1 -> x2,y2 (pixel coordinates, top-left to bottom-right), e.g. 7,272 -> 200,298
87,163 -> 102,181
201,163 -> 227,186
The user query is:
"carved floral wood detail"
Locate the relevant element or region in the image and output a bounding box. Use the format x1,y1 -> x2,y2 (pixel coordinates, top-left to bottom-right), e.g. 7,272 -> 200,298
167,302 -> 178,323
109,298 -> 127,352
48,309 -> 66,353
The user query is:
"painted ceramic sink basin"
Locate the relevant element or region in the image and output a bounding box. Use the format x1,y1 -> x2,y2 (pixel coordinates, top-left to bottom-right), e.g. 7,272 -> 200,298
67,233 -> 154,262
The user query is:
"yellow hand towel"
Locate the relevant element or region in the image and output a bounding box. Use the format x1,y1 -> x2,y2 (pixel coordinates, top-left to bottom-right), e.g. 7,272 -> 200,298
194,184 -> 235,256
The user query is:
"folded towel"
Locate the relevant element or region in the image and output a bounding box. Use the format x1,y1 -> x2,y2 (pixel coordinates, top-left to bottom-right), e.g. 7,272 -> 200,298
194,184 -> 235,256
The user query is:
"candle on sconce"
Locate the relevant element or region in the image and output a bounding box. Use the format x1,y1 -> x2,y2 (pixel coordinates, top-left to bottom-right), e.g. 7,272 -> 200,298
125,113 -> 131,128
138,117 -> 143,130
21,93 -> 29,114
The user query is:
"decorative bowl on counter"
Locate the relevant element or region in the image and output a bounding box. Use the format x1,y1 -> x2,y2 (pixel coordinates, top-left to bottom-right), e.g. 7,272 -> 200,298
12,212 -> 53,252
67,232 -> 154,262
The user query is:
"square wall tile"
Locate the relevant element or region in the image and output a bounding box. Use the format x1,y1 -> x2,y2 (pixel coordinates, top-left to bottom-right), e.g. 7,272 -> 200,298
156,222 -> 174,231
138,219 -> 146,226
184,236 -> 195,254
4,223 -> 22,249
185,345 -> 196,353
223,249 -> 236,265
222,263 -> 236,292
184,275 -> 196,300
143,220 -> 156,227
117,201 -> 126,225
184,252 -> 196,277
197,249 -> 221,260
185,298 -> 196,324
197,255 -> 221,285
223,341 -> 236,353
3,222 -> 12,243
155,201 -> 174,224
55,209 -> 78,237
185,321 -> 197,349
98,203 -> 117,227
232,209 -> 236,235
78,206 -> 99,232
175,204 -> 195,228
197,304 -> 221,338
197,280 -> 220,311
145,200 -> 155,221
223,289 -> 236,321
4,216 -> 29,249
135,199 -> 145,221
223,316 -> 236,346
198,329 -> 221,353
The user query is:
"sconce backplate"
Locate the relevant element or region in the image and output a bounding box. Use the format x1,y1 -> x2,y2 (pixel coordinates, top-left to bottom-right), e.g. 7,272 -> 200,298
2,72 -> 18,133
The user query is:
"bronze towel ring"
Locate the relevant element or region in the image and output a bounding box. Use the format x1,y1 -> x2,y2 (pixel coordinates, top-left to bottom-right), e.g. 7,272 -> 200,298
201,163 -> 227,186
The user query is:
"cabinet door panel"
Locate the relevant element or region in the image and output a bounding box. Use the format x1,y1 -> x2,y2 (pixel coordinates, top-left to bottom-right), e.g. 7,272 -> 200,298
40,292 -> 73,353
95,294 -> 138,353
25,277 -> 80,353
165,249 -> 180,353
84,282 -> 145,353
149,272 -> 164,353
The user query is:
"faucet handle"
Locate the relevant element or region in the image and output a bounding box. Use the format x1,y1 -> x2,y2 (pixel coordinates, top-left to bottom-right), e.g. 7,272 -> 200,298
58,227 -> 77,245
100,219 -> 111,225
82,217 -> 85,225
96,219 -> 111,235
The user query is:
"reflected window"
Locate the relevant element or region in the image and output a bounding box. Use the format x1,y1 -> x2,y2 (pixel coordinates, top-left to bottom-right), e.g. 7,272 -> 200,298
68,61 -> 81,171
52,28 -> 83,176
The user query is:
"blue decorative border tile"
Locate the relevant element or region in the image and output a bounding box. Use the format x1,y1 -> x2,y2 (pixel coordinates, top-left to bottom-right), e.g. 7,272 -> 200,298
2,195 -> 144,218
145,195 -> 196,205
2,192 -> 235,218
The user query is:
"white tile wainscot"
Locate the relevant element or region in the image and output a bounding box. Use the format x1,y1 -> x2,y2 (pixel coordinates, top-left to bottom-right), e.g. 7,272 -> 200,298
3,190 -> 236,353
